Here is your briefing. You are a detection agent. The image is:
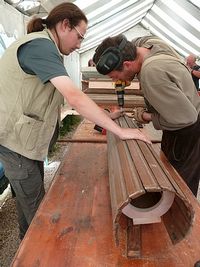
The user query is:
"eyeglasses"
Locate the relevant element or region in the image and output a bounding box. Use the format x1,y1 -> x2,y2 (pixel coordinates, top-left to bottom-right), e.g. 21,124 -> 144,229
73,26 -> 85,41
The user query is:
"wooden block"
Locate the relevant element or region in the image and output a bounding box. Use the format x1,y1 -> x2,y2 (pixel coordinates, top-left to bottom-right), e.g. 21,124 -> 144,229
127,219 -> 141,258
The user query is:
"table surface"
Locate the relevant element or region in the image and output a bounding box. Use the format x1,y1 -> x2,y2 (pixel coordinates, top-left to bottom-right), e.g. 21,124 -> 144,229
11,121 -> 200,267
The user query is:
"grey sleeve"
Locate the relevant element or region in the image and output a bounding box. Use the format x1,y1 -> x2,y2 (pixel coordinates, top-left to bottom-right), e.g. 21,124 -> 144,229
17,38 -> 68,83
141,61 -> 198,130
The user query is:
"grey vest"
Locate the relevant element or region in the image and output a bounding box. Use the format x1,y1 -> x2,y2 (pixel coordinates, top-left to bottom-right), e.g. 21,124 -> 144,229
0,30 -> 64,160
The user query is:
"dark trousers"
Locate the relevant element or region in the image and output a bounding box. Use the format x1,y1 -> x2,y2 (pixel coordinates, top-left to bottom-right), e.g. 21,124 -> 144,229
161,116 -> 200,196
0,145 -> 45,239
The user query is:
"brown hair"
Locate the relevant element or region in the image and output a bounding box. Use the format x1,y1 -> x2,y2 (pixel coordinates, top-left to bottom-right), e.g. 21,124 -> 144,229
27,2 -> 88,34
93,34 -> 136,71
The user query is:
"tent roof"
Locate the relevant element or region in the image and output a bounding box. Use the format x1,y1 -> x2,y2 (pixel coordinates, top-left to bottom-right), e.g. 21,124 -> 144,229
5,0 -> 200,56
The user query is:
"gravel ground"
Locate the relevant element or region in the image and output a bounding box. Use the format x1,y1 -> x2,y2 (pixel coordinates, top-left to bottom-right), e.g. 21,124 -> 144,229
0,196 -> 20,267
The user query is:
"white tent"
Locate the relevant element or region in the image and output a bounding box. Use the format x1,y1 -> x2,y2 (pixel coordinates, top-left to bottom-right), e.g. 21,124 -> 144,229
1,0 -> 200,84
3,0 -> 199,57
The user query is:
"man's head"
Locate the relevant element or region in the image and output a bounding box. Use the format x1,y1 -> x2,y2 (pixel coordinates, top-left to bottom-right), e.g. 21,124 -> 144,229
93,34 -> 137,81
186,54 -> 197,68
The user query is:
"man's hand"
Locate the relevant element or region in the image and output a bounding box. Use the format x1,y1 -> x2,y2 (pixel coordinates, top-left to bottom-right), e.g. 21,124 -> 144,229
103,108 -> 123,120
132,107 -> 151,124
109,109 -> 123,120
119,128 -> 152,144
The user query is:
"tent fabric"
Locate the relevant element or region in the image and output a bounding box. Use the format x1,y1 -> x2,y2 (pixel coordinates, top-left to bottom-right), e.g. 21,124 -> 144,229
4,0 -> 200,56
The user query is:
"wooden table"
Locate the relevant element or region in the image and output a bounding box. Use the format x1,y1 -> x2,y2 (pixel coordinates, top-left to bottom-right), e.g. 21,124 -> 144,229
11,121 -> 200,267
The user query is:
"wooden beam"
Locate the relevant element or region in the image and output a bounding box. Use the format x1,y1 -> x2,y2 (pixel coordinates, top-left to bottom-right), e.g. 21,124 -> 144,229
127,220 -> 141,258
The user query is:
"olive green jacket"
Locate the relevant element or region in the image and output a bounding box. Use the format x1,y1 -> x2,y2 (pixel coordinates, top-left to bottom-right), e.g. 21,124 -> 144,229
0,30 -> 64,160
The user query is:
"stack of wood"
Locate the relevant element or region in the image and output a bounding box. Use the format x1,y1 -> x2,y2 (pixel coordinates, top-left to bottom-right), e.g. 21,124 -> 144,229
81,67 -> 145,109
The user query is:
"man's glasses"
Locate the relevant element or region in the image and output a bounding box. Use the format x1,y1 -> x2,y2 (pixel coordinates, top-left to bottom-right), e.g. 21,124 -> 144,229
73,26 -> 85,41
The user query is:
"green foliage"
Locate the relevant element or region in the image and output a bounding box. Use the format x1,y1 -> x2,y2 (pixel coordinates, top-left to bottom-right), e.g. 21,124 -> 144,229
59,115 -> 82,137
48,115 -> 82,158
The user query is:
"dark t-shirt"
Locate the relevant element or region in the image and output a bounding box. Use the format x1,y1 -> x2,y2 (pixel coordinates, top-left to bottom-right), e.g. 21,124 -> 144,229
192,64 -> 200,90
17,38 -> 68,83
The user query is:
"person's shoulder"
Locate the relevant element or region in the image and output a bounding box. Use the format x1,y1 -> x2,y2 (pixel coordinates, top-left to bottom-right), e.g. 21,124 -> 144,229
132,35 -> 162,49
29,38 -> 56,49
26,38 -> 59,57
132,36 -> 152,47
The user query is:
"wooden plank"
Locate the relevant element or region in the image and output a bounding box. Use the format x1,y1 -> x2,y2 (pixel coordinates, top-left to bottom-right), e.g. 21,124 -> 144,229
153,143 -> 187,200
107,134 -> 129,209
88,80 -> 140,90
85,87 -> 143,95
127,220 -> 141,258
86,94 -> 145,107
117,117 -> 161,190
114,138 -> 145,197
136,141 -> 175,191
162,196 -> 194,244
